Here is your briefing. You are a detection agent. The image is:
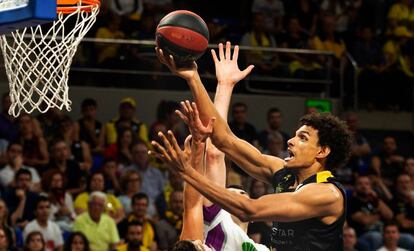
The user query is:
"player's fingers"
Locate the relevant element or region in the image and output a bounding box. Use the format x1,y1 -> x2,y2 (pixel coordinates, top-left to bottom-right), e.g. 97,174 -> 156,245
211,49 -> 219,64
151,140 -> 172,162
167,130 -> 181,154
232,45 -> 239,61
185,100 -> 194,120
180,101 -> 190,115
175,110 -> 189,124
148,150 -> 166,162
218,43 -> 225,61
225,41 -> 231,60
242,65 -> 255,78
207,117 -> 216,132
184,135 -> 192,151
169,55 -> 177,69
158,132 -> 175,156
191,102 -> 200,120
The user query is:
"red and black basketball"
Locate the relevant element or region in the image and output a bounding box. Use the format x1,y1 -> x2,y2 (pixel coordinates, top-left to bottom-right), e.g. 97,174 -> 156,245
156,10 -> 209,66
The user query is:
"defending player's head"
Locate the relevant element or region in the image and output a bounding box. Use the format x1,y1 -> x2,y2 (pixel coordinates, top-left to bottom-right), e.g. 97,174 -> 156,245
172,240 -> 212,251
285,112 -> 352,171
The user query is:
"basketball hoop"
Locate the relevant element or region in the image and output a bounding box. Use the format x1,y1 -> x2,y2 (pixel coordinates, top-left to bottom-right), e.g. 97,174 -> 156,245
0,0 -> 100,117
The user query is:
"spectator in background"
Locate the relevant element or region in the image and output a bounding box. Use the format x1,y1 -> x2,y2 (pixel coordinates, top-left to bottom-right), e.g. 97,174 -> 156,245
343,226 -> 359,251
320,0 -> 351,35
18,114 -> 49,172
287,0 -> 319,35
258,107 -> 289,151
77,98 -> 105,156
5,169 -> 39,228
377,222 -> 410,251
73,191 -> 120,251
41,169 -> 76,232
118,170 -> 142,215
251,0 -> 285,34
0,142 -> 41,192
48,139 -> 87,196
387,0 -> 414,34
23,196 -> 63,251
0,93 -> 18,144
371,136 -> 405,188
404,157 -> 414,185
156,190 -> 183,251
95,14 -> 125,67
101,158 -> 122,194
109,0 -> 144,34
74,172 -> 125,223
391,173 -> 414,248
105,97 -> 149,147
264,132 -> 289,159
36,108 -> 63,144
157,170 -> 183,218
118,193 -> 158,251
63,232 -> 90,251
143,0 -> 173,19
240,13 -> 280,75
0,199 -> 15,250
0,227 -> 14,251
105,128 -> 136,168
58,115 -> 92,172
125,141 -> 165,217
23,231 -> 45,251
348,175 -> 394,250
116,221 -> 149,251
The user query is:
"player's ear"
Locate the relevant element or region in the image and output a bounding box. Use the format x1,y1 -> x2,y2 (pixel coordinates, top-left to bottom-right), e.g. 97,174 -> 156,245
316,146 -> 330,160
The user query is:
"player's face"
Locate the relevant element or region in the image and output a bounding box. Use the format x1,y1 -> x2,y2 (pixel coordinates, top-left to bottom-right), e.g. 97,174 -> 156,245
285,125 -> 323,169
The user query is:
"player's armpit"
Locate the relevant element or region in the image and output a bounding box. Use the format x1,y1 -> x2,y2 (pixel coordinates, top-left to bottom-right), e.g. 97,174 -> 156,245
246,183 -> 343,222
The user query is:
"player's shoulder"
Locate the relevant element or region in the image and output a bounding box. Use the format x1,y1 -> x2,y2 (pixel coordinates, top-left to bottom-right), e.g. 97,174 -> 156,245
295,182 -> 343,204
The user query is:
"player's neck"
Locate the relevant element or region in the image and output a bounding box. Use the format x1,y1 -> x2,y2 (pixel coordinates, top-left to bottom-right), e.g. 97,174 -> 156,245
296,164 -> 324,184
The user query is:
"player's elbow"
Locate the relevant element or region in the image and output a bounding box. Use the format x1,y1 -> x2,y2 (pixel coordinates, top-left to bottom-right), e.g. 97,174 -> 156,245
237,199 -> 259,222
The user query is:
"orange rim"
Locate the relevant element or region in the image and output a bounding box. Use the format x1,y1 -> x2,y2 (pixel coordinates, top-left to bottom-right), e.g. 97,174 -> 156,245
57,0 -> 100,14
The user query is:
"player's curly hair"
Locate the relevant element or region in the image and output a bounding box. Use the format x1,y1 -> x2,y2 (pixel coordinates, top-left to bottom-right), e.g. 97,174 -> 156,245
299,113 -> 352,170
172,240 -> 197,251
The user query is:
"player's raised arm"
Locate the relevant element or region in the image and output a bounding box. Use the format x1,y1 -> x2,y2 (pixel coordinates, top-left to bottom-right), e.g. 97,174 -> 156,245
156,42 -> 285,184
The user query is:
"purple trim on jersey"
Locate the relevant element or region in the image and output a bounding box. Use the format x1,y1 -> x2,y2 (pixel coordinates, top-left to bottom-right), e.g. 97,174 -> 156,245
205,223 -> 225,251
203,204 -> 221,223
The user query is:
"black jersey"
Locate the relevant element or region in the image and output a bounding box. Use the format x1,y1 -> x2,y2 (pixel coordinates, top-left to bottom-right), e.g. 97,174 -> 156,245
270,169 -> 346,251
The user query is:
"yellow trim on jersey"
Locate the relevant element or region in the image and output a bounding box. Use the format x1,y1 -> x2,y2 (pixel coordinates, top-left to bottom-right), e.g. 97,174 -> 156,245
316,171 -> 334,183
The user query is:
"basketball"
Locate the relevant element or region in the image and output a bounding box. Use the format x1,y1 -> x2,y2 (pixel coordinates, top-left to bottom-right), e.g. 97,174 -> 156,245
156,10 -> 209,66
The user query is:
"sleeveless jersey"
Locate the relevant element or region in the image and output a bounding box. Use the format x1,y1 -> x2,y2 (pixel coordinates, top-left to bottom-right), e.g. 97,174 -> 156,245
270,169 -> 346,251
203,204 -> 270,251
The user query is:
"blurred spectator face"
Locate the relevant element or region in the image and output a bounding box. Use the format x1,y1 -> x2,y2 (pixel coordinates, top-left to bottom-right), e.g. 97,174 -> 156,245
232,105 -> 247,125
35,200 -> 51,222
119,103 -> 135,121
383,225 -> 400,247
103,160 -> 118,176
1,94 -> 11,114
322,15 -> 336,35
252,14 -> 265,32
169,191 -> 184,216
132,198 -> 148,218
0,200 -> 6,221
16,172 -> 32,191
360,27 -> 373,42
6,143 -> 23,163
268,111 -> 282,130
396,174 -> 413,194
88,196 -> 105,221
59,117 -> 74,135
383,136 -> 397,155
250,180 -> 267,199
288,17 -> 301,34
126,172 -> 141,193
50,173 -> 64,189
405,157 -> 414,174
82,105 -> 97,120
355,176 -> 372,196
169,170 -> 184,191
19,114 -> 33,134
0,229 -> 8,250
346,113 -> 358,132
132,143 -> 149,167
26,233 -> 44,251
90,173 -> 105,192
267,133 -> 284,156
343,227 -> 357,250
119,130 -> 133,146
126,225 -> 143,247
71,235 -> 86,251
52,141 -> 70,162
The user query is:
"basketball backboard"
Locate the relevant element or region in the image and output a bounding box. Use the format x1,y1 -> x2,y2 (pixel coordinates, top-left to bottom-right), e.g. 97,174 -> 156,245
0,0 -> 56,34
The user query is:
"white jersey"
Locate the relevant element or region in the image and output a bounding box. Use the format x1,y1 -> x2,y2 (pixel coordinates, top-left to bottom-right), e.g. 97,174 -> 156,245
203,204 -> 269,251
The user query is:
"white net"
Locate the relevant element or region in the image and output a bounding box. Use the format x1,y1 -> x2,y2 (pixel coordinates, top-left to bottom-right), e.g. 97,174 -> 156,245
0,1 -> 99,117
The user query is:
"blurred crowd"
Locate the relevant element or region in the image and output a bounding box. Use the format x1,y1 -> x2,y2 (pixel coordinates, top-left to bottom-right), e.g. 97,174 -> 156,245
0,90 -> 412,251
73,0 -> 414,111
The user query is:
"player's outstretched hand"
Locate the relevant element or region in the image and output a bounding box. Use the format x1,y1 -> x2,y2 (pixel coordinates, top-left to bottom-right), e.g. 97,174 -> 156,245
211,41 -> 254,87
155,47 -> 198,80
176,100 -> 215,143
149,131 -> 192,174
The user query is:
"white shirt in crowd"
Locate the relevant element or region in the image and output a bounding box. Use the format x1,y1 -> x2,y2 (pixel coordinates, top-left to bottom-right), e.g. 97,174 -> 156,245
23,220 -> 63,251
